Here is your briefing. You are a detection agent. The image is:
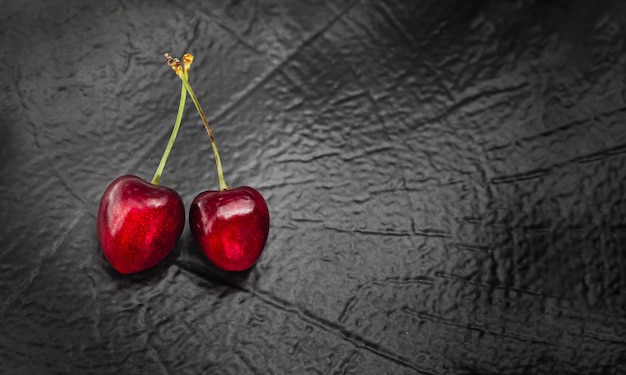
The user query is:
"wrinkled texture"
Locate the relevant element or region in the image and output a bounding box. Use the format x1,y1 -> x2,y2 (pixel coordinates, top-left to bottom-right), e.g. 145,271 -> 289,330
1,0 -> 626,374
190,186 -> 270,271
98,175 -> 185,274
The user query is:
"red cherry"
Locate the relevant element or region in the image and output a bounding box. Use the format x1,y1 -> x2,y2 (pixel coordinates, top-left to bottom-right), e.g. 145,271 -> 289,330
97,175 -> 185,274
190,186 -> 270,271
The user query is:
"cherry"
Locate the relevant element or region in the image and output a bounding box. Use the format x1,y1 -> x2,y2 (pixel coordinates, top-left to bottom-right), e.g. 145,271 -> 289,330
165,53 -> 270,271
97,175 -> 184,274
97,56 -> 193,274
190,187 -> 269,271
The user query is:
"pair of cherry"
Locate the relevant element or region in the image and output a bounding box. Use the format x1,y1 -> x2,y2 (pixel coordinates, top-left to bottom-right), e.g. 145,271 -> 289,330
97,54 -> 269,274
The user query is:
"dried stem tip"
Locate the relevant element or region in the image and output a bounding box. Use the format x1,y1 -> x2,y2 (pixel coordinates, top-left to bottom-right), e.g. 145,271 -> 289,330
164,52 -> 182,74
182,53 -> 194,75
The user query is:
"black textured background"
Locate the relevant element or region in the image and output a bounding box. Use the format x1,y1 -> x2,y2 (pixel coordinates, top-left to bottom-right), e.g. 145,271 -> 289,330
1,1 -> 625,374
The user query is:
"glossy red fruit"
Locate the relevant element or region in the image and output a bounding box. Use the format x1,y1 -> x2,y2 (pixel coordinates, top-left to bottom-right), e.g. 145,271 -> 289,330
97,175 -> 185,274
190,186 -> 270,271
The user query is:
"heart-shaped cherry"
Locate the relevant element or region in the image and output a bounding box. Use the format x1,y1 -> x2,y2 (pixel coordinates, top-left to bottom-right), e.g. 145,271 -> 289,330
165,53 -> 270,271
190,187 -> 270,271
97,56 -> 193,274
97,175 -> 185,274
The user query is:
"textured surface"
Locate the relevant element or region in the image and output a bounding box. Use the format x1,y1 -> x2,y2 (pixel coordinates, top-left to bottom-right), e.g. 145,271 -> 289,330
1,0 -> 626,373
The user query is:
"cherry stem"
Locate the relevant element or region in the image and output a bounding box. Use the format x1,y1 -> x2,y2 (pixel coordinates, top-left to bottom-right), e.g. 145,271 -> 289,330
151,81 -> 187,185
176,70 -> 228,191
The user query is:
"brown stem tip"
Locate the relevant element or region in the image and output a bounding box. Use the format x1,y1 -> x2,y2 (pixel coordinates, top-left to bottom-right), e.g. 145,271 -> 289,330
164,52 -> 182,74
182,53 -> 194,75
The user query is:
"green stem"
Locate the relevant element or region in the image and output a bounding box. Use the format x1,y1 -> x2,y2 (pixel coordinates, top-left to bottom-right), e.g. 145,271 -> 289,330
176,71 -> 228,191
151,81 -> 187,185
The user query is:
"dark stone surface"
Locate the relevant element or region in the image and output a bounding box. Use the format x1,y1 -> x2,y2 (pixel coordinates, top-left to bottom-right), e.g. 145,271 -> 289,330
1,0 -> 625,373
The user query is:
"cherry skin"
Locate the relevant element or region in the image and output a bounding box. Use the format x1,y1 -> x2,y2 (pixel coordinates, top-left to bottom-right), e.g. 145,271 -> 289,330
190,186 -> 270,271
97,175 -> 185,274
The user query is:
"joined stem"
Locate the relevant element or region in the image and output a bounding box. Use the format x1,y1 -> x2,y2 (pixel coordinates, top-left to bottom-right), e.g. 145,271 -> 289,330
151,80 -> 187,185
